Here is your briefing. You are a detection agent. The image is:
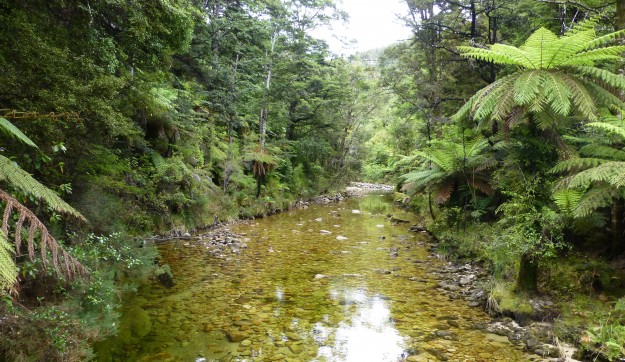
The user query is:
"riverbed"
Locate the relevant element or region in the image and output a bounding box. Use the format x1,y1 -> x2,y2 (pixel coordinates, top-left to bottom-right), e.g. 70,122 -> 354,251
97,193 -> 539,361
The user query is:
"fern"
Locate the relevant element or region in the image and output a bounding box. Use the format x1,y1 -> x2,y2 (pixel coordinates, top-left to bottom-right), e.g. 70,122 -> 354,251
0,155 -> 84,219
551,157 -> 606,173
573,186 -> 615,218
0,117 -> 38,148
554,189 -> 583,214
0,230 -> 17,293
579,145 -> 625,161
455,18 -> 625,127
0,190 -> 86,279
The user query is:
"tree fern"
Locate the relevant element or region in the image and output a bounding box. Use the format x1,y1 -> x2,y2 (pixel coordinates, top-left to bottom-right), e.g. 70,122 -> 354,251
453,19 -> 625,127
401,132 -> 496,204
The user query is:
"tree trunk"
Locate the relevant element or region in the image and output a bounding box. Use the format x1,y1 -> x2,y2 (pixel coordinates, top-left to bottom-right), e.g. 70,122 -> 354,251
517,253 -> 538,292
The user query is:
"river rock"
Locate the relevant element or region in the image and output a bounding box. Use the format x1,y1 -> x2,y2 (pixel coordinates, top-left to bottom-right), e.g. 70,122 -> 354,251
226,330 -> 250,342
319,230 -> 332,234
336,235 -> 348,240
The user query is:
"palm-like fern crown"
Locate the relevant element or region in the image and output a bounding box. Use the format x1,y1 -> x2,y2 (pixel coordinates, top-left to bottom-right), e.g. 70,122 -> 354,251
453,18 -> 625,129
401,135 -> 497,203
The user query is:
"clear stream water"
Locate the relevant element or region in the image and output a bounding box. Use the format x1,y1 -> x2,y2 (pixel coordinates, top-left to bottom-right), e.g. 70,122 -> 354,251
97,194 -> 537,361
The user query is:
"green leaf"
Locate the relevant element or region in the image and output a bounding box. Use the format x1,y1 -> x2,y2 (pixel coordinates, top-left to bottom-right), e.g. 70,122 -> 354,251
0,118 -> 38,148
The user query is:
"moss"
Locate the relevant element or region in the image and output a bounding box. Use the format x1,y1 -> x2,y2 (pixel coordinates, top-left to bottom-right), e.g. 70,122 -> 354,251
490,283 -> 534,315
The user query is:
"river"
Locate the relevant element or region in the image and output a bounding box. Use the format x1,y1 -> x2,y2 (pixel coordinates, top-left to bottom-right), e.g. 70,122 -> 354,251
97,193 -> 537,361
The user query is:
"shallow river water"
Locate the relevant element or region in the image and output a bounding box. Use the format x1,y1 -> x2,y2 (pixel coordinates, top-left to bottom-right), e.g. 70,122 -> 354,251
98,194 -> 538,361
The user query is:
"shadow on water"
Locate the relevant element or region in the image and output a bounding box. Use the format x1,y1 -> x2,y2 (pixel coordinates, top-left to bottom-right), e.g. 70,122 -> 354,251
96,194 -> 533,361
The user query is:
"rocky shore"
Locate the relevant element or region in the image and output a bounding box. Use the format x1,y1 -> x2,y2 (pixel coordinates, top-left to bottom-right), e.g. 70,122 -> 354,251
412,228 -> 580,362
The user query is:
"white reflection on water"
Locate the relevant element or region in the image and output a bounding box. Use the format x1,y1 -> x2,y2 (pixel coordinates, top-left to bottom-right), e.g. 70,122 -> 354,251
313,289 -> 407,361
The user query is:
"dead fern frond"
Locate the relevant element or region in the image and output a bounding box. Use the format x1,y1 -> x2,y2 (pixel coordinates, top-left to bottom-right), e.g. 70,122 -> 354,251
0,190 -> 87,280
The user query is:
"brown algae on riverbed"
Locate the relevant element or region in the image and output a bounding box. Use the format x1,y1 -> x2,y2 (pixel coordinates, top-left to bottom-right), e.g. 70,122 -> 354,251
97,194 -> 535,361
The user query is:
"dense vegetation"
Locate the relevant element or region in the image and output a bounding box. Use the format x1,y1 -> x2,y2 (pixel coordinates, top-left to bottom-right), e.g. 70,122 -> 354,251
1,0 -> 625,360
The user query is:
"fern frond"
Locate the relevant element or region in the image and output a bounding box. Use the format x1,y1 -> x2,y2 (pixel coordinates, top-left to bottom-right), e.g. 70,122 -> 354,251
569,162 -> 625,188
542,71 -> 572,116
0,118 -> 38,148
514,70 -> 542,105
587,122 -> 625,140
456,46 -> 531,67
553,189 -> 583,214
551,157 -> 606,173
521,27 -> 559,68
0,155 -> 85,220
575,66 -> 625,90
579,144 -> 625,161
545,30 -> 596,68
565,16 -> 599,35
435,180 -> 454,203
0,190 -> 87,279
561,46 -> 625,66
582,29 -> 625,50
474,74 -> 518,122
560,75 -> 597,121
573,186 -> 614,218
608,163 -> 625,188
451,93 -> 477,122
0,230 -> 17,294
584,82 -> 625,113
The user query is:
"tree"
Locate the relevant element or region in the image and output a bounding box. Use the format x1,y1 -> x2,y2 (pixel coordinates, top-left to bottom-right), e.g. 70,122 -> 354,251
453,18 -> 625,290
401,130 -> 496,219
452,18 -> 625,131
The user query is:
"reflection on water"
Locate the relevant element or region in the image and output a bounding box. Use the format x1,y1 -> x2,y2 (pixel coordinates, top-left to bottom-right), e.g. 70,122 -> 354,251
97,194 -> 533,361
315,289 -> 406,361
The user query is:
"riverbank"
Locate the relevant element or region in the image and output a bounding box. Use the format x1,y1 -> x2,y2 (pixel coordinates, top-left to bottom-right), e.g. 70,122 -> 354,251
411,227 -> 586,361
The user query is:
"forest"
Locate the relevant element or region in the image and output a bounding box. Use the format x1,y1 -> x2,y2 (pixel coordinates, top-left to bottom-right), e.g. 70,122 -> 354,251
1,0 -> 625,360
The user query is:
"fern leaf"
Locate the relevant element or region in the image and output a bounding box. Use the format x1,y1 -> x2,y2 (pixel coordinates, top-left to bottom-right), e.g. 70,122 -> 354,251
583,82 -> 625,113
587,122 -> 625,140
456,46 -> 530,67
575,66 -> 625,90
560,75 -> 597,121
514,70 -> 542,105
521,27 -> 559,68
451,93 -> 477,122
435,180 -> 454,203
573,186 -> 614,218
579,144 -> 625,161
561,46 -> 625,66
0,230 -> 17,294
569,162 -> 625,188
0,155 -> 85,220
551,157 -> 606,173
0,190 -> 87,280
582,29 -> 625,50
545,30 -> 596,68
542,72 -> 572,117
565,16 -> 599,36
553,189 -> 583,214
0,118 -> 38,148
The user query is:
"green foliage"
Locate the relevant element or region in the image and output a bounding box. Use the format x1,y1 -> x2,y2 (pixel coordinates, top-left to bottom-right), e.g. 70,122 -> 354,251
0,232 -> 17,294
453,19 -> 625,128
0,117 -> 37,148
401,129 -> 496,205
